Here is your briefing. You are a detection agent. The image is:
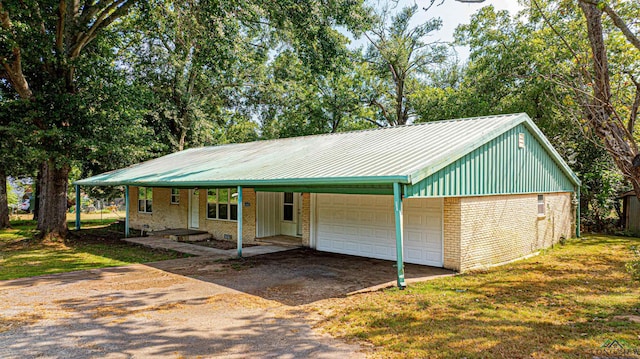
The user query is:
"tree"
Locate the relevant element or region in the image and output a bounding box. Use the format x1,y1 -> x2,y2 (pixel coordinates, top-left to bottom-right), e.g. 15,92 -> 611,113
0,92 -> 37,228
257,50 -> 376,138
569,0 -> 640,199
124,0 -> 371,149
124,0 -> 265,151
412,4 -> 626,229
362,4 -> 448,126
0,0 -> 370,238
0,1 -> 138,238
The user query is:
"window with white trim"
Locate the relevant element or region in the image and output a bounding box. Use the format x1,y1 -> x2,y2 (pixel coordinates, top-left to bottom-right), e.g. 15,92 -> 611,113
138,187 -> 152,213
171,188 -> 180,204
207,188 -> 238,221
283,192 -> 294,221
537,194 -> 545,216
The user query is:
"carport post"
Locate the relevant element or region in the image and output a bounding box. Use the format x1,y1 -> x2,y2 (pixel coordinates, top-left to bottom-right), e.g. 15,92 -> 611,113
576,187 -> 581,238
393,183 -> 406,289
124,185 -> 130,238
237,185 -> 243,258
75,185 -> 81,231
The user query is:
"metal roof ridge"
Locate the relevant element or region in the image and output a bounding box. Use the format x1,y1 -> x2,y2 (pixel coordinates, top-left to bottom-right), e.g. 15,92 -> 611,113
182,113 -> 528,152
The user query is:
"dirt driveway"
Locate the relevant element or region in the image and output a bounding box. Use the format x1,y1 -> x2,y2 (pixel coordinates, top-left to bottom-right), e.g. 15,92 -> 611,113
0,249 -> 452,358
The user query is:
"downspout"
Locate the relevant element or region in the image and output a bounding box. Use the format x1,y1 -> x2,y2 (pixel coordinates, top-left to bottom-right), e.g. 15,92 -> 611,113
237,185 -> 243,258
75,185 -> 81,231
393,183 -> 406,289
125,185 -> 130,238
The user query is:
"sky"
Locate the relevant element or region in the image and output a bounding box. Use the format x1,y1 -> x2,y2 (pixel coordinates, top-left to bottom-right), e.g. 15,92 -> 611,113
353,0 -> 523,61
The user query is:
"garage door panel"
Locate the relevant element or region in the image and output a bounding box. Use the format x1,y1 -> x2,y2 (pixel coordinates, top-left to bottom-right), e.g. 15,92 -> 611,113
406,213 -> 424,226
316,194 -> 443,266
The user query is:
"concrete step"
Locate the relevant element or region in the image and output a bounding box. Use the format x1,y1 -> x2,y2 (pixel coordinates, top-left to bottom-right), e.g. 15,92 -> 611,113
170,233 -> 212,242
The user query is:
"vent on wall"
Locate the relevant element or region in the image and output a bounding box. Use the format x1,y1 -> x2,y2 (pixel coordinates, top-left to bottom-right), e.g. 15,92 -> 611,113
518,133 -> 525,149
224,234 -> 232,240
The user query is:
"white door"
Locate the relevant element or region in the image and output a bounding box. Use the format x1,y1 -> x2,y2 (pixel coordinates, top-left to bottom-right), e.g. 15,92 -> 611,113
256,192 -> 280,237
281,192 -> 301,237
189,189 -> 200,229
315,194 -> 443,266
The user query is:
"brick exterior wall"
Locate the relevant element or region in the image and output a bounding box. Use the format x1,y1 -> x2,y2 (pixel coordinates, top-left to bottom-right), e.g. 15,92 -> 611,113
301,193 -> 311,246
129,187 -> 188,230
128,187 -> 258,243
444,192 -> 574,272
443,197 -> 461,271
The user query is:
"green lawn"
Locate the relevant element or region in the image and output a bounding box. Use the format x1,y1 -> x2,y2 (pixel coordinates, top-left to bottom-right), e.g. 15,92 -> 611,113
0,219 -> 186,280
319,235 -> 640,358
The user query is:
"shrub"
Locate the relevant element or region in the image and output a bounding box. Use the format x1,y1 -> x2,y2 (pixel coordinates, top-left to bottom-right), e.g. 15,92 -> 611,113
626,245 -> 640,281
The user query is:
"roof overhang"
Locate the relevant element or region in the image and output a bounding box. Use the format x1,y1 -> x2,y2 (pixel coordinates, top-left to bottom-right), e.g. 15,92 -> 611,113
74,175 -> 410,188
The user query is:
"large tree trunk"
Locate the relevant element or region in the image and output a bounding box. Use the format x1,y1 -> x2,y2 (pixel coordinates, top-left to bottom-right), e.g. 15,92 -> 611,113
36,159 -> 70,239
579,3 -> 640,200
0,172 -> 9,228
32,164 -> 42,221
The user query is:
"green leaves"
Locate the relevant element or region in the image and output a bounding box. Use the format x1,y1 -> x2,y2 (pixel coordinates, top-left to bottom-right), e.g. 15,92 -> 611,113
362,4 -> 448,125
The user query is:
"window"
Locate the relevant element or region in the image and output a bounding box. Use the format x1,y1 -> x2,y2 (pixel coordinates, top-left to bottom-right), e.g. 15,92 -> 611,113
537,194 -> 545,216
171,188 -> 180,204
207,188 -> 238,221
283,192 -> 294,221
138,187 -> 152,213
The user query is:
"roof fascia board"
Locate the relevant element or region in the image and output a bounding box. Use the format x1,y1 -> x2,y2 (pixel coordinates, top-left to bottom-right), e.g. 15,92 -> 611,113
74,175 -> 410,188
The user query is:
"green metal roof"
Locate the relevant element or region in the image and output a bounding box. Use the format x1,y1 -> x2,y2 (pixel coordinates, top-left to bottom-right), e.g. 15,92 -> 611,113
75,113 -> 580,190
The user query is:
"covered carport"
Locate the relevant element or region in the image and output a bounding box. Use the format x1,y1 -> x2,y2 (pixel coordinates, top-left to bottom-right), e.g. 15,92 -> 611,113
75,113 -> 580,287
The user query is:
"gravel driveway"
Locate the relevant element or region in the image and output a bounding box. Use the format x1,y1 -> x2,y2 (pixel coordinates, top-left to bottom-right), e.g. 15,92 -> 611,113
0,248 -> 452,358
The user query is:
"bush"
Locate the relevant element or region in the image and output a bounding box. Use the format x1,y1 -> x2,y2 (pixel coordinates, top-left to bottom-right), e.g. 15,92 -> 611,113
626,245 -> 640,281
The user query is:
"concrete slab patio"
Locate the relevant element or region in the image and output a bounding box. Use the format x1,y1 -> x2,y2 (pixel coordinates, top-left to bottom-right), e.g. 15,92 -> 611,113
123,236 -> 296,258
0,248 -> 454,358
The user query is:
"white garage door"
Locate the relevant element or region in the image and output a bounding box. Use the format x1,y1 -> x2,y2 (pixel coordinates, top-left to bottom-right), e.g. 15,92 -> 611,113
315,194 -> 443,266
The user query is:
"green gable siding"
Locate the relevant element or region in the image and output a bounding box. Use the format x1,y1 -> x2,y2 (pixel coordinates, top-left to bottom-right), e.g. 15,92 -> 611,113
405,124 -> 575,198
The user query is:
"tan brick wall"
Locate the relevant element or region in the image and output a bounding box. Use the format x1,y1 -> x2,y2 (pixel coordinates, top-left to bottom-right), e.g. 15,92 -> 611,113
128,187 -> 257,243
301,193 -> 311,246
129,187 -> 188,231
452,192 -> 573,272
443,197 -> 461,271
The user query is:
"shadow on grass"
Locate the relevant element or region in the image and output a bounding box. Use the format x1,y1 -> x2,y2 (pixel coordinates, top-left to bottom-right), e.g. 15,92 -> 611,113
319,235 -> 640,358
0,223 -> 186,281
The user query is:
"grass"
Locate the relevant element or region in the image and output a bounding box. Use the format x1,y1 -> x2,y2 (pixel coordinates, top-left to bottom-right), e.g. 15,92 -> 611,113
319,235 -> 640,358
0,219 -> 187,281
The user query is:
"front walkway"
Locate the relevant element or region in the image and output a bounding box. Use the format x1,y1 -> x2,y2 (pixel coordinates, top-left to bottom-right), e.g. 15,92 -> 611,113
123,236 -> 297,258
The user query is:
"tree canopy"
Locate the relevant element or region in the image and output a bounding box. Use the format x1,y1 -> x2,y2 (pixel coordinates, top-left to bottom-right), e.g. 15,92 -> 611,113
1,0 -> 638,234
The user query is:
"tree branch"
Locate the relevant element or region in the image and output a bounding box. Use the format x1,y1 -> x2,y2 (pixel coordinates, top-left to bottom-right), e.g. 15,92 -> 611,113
532,0 -> 584,74
0,3 -> 33,99
579,0 -> 640,51
628,74 -> 640,135
70,0 -> 134,59
56,0 -> 67,54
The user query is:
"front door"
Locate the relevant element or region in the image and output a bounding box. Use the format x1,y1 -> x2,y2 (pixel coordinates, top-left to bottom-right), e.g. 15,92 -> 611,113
280,192 -> 301,237
189,189 -> 200,229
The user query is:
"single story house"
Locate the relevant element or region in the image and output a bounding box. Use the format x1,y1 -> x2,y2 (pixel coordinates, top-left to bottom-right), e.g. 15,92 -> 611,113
75,113 -> 581,287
